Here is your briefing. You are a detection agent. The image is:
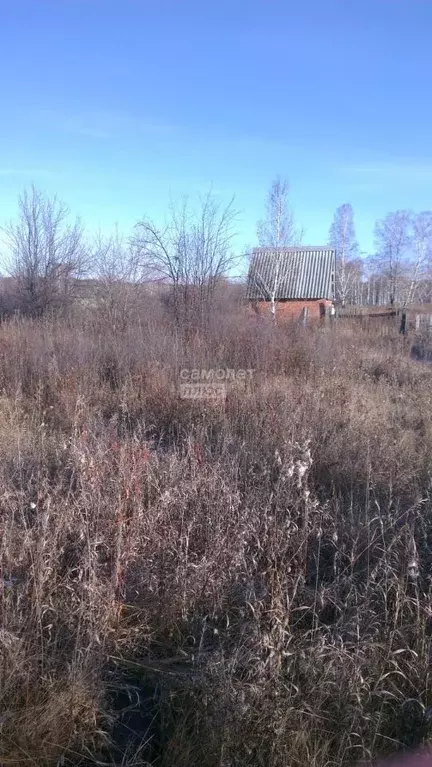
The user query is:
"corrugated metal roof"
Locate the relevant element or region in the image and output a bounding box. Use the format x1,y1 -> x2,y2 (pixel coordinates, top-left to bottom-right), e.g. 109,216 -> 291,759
246,247 -> 336,301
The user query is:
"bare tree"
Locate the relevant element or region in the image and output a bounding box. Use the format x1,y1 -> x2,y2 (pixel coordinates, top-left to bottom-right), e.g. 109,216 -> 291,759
374,210 -> 412,306
363,255 -> 383,306
132,191 -> 239,324
407,211 -> 432,304
343,257 -> 365,305
93,227 -> 148,329
249,249 -> 285,323
257,176 -> 303,249
253,176 -> 303,322
1,185 -> 87,315
329,203 -> 358,306
190,192 -> 239,298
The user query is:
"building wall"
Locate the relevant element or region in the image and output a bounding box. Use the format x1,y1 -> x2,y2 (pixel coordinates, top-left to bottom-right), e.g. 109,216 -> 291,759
250,299 -> 333,321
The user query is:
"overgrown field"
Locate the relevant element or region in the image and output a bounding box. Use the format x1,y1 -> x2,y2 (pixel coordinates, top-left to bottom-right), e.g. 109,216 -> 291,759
1,305 -> 432,766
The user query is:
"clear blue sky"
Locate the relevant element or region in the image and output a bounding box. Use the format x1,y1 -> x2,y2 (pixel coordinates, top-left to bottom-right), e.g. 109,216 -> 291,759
1,0 -> 431,266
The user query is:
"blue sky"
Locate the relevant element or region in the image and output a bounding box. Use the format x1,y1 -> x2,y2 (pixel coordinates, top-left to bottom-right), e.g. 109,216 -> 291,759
1,0 -> 431,267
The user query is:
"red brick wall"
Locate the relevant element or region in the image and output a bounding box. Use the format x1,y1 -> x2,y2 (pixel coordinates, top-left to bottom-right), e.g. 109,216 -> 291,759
250,299 -> 333,321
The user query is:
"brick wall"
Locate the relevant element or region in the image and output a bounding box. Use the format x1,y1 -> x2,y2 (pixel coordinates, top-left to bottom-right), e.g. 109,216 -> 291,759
250,299 -> 333,321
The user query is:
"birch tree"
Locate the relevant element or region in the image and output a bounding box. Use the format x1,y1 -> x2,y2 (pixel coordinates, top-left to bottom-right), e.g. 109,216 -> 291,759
407,211 -> 432,304
249,250 -> 284,323
329,203 -> 358,306
374,210 -> 412,305
257,176 -> 303,249
255,176 -> 303,321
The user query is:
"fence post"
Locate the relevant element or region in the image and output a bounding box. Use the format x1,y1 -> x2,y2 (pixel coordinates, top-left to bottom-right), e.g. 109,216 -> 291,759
415,314 -> 420,331
399,312 -> 407,335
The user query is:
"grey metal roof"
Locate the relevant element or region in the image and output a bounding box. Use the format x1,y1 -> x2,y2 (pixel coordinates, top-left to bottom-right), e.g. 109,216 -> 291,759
246,247 -> 336,301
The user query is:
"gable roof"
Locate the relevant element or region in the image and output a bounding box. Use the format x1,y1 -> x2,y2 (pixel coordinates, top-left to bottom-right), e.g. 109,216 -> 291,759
246,247 -> 336,301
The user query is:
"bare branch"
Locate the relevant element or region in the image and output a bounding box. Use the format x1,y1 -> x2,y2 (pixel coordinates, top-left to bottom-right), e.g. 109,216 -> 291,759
329,203 -> 358,307
1,185 -> 88,315
257,176 -> 303,248
374,210 -> 412,306
408,211 -> 432,304
132,191 -> 240,324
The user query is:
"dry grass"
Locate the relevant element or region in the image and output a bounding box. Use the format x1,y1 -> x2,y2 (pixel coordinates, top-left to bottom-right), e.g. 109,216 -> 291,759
0,304 -> 432,766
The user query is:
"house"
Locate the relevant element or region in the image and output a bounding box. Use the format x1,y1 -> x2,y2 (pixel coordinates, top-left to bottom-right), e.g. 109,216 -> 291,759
246,246 -> 336,321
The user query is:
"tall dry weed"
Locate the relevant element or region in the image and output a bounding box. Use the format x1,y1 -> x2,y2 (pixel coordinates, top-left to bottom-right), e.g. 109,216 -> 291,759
0,307 -> 431,766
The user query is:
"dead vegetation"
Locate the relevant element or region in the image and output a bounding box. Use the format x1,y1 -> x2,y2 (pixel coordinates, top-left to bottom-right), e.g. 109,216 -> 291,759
0,303 -> 431,766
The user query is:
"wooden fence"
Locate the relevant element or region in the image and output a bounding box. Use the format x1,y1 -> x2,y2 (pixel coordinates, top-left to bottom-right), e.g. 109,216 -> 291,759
335,306 -> 432,336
